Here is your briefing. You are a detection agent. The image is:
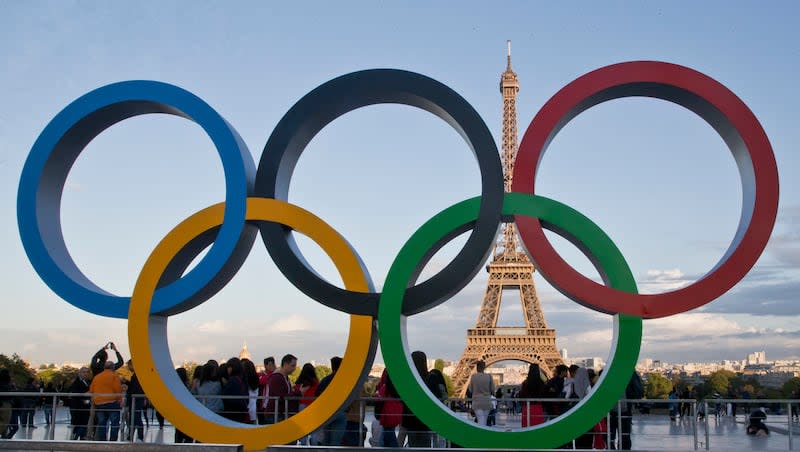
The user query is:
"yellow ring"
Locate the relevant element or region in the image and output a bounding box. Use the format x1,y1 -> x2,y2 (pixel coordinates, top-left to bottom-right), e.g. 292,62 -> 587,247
129,197 -> 375,450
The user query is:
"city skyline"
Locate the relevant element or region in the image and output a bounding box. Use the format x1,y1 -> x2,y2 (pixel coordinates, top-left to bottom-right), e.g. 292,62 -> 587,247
1,3 -> 798,369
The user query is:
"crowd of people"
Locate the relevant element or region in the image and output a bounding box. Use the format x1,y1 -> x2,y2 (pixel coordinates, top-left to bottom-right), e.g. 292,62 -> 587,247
460,362 -> 642,450
11,343 -> 775,450
0,342 -> 374,445
371,351 -> 447,448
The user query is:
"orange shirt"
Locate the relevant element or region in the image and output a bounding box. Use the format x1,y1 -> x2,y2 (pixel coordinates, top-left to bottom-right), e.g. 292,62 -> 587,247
89,369 -> 122,405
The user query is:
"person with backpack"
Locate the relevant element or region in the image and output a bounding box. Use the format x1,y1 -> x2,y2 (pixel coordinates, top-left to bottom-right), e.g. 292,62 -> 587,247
611,371 -> 643,450
746,409 -> 769,436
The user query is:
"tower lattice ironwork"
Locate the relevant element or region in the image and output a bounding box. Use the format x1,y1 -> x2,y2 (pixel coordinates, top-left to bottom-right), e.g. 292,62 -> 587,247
451,42 -> 564,396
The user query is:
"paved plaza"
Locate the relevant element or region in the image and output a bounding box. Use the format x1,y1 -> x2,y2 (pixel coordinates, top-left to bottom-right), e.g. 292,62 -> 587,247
5,406 -> 800,450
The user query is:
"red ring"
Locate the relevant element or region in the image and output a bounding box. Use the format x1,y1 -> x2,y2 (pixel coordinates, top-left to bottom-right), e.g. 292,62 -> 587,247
511,61 -> 779,319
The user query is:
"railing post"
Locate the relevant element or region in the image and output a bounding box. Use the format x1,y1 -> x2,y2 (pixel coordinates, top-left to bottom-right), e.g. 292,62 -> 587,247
617,400 -> 622,451
49,394 -> 57,440
788,401 -> 793,450
692,400 -> 698,450
704,400 -> 710,450
130,395 -> 135,442
359,398 -> 364,447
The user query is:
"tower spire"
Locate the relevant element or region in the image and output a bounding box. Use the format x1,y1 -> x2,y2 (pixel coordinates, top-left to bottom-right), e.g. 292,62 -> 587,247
497,40 -> 522,261
451,44 -> 563,396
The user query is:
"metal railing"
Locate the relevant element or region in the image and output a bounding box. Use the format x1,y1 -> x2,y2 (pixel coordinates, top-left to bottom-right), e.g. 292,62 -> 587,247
2,392 -> 799,449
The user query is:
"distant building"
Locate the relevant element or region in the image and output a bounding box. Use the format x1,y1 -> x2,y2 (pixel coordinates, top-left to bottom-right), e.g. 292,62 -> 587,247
486,368 -> 504,385
569,357 -> 606,370
560,349 -> 568,360
239,340 -> 252,361
746,351 -> 767,365
369,363 -> 386,378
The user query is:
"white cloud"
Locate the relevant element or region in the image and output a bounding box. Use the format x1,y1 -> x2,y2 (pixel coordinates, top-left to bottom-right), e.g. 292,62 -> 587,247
182,344 -> 220,361
272,314 -> 312,332
565,328 -> 613,345
638,268 -> 692,293
45,331 -> 96,346
196,320 -> 227,333
645,313 -> 743,338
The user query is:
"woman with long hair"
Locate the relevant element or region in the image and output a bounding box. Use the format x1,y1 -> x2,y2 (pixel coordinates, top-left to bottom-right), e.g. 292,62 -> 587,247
402,350 -> 433,447
195,360 -> 223,414
295,363 -> 319,411
221,358 -> 248,423
294,363 -> 320,444
241,359 -> 260,424
519,364 -> 547,427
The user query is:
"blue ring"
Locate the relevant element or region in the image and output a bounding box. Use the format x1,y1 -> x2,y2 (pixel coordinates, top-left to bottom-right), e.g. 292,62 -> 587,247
17,81 -> 254,318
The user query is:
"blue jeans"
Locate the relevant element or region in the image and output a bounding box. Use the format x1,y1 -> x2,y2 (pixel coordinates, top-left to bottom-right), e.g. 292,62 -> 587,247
382,427 -> 399,447
94,402 -> 120,441
43,405 -> 52,424
128,408 -> 144,441
324,413 -> 347,446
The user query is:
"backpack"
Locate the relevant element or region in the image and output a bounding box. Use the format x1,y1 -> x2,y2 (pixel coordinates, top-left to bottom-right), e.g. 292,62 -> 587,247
625,372 -> 644,400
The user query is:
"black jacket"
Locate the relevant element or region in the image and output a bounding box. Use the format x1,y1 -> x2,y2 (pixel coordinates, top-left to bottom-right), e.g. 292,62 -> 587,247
91,348 -> 124,376
67,377 -> 91,410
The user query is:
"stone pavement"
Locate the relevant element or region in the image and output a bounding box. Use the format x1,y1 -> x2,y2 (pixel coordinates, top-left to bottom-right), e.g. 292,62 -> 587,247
7,407 -> 800,450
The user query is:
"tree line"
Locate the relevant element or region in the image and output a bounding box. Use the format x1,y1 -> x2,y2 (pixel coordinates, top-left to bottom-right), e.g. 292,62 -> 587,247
3,353 -> 798,400
644,370 -> 800,400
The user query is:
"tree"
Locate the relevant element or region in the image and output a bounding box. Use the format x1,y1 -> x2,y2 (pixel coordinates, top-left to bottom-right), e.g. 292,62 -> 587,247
707,370 -> 736,395
671,374 -> 684,392
433,358 -> 455,396
288,366 -> 301,384
314,365 -> 332,381
180,362 -> 199,384
764,388 -> 783,399
693,382 -> 712,400
727,375 -> 745,394
0,354 -> 35,387
36,366 -> 79,392
782,377 -> 800,398
743,378 -> 762,394
644,373 -> 672,399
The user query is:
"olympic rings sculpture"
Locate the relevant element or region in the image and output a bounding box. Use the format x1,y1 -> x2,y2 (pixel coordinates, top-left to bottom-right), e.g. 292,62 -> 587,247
17,61 -> 778,450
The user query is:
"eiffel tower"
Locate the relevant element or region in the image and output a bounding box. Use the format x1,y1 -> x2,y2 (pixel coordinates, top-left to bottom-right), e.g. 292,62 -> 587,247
451,42 -> 564,396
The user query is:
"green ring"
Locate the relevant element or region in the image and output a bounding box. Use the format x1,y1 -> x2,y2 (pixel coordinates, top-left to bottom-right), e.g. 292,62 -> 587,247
379,192 -> 642,448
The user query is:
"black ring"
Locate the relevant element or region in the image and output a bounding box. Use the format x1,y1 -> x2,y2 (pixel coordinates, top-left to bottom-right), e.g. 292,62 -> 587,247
255,69 -> 503,317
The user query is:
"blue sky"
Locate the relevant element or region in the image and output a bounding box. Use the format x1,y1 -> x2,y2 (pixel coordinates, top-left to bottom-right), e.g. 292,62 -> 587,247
1,2 -> 798,368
